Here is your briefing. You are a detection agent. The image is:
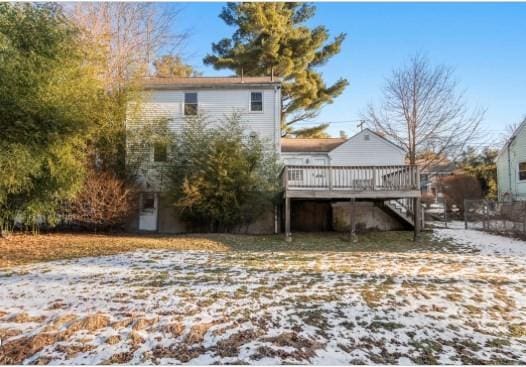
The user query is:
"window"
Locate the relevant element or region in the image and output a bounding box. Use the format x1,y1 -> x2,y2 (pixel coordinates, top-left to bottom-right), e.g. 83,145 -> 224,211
153,142 -> 167,162
288,169 -> 304,182
364,134 -> 370,141
141,193 -> 155,213
250,92 -> 263,112
184,92 -> 198,115
519,162 -> 526,181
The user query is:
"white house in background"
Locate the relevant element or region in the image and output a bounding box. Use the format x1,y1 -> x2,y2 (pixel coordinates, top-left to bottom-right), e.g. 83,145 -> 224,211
497,119 -> 526,201
127,76 -> 281,232
281,128 -> 406,166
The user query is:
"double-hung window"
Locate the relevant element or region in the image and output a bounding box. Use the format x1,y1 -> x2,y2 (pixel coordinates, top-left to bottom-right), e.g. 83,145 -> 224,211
184,92 -> 198,116
250,92 -> 263,112
519,162 -> 526,181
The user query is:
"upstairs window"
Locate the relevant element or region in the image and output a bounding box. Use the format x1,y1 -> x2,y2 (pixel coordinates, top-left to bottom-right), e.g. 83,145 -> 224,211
519,162 -> 526,180
153,142 -> 167,162
250,92 -> 263,112
184,92 -> 198,115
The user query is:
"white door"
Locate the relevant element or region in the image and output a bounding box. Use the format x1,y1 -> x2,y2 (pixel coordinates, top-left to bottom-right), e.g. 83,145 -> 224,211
139,192 -> 158,231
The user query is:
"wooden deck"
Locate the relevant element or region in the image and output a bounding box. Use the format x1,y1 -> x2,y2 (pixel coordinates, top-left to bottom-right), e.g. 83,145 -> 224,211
281,165 -> 421,199
280,165 -> 422,239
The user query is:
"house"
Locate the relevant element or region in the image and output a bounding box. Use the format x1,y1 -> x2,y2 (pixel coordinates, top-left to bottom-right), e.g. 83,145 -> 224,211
497,119 -> 526,201
127,76 -> 281,233
419,160 -> 458,203
280,129 -> 421,234
281,128 -> 406,166
127,76 -> 421,236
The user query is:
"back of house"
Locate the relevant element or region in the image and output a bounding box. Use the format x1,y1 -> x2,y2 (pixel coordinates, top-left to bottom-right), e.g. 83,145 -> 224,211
127,76 -> 281,233
127,77 -> 421,235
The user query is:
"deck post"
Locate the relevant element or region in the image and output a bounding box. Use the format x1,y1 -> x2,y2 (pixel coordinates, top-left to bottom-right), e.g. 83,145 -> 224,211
413,197 -> 421,241
285,197 -> 292,242
349,198 -> 357,242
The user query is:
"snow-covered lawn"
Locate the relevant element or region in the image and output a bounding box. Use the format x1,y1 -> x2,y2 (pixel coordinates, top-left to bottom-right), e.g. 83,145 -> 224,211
1,231 -> 526,364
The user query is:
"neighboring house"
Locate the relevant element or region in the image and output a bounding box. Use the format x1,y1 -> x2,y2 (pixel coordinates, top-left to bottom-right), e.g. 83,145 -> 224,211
281,128 -> 406,166
419,161 -> 458,203
497,120 -> 526,201
280,129 -> 421,233
127,76 -> 281,232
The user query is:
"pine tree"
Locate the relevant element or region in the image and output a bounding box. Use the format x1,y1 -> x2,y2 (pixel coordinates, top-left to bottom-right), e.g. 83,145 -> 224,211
204,3 -> 348,135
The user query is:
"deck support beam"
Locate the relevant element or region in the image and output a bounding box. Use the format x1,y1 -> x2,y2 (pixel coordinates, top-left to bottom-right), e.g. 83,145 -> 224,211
349,198 -> 357,242
285,197 -> 291,242
413,197 -> 421,241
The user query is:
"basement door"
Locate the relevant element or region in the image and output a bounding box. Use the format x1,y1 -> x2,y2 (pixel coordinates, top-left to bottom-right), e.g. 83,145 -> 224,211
139,192 -> 158,231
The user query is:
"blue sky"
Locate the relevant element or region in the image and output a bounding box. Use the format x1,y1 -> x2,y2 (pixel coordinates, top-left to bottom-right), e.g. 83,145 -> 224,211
168,2 -> 525,143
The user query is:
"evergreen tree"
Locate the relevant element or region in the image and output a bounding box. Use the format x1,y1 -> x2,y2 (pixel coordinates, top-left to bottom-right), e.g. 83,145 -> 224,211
460,147 -> 498,200
291,124 -> 330,138
204,3 -> 348,135
153,54 -> 199,78
167,114 -> 281,232
0,3 -> 103,232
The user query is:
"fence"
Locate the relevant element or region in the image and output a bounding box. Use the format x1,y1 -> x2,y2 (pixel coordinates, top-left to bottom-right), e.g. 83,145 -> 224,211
464,199 -> 526,235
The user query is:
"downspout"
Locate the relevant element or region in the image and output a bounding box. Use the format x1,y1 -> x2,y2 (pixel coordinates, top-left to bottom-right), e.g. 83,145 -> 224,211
274,84 -> 281,234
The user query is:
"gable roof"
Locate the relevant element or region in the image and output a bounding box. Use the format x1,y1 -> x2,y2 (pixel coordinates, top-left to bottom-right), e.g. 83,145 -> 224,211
344,128 -> 406,153
281,138 -> 346,153
498,118 -> 526,160
281,128 -> 405,154
143,76 -> 281,90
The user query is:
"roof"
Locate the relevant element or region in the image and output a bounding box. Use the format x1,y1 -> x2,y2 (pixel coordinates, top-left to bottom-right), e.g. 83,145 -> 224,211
281,128 -> 405,154
419,161 -> 457,174
281,138 -> 347,153
142,76 -> 281,89
497,117 -> 526,160
352,128 -> 406,153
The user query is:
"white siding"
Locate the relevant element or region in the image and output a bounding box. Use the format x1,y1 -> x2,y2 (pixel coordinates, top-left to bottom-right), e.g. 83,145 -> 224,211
132,88 -> 280,148
127,86 -> 281,192
497,124 -> 526,200
329,129 -> 405,166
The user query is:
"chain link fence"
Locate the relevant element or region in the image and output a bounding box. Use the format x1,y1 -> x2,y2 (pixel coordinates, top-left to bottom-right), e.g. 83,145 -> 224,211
464,199 -> 526,235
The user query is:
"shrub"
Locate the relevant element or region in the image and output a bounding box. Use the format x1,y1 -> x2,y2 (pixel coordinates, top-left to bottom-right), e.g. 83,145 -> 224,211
439,174 -> 482,213
167,114 -> 281,232
66,169 -> 138,231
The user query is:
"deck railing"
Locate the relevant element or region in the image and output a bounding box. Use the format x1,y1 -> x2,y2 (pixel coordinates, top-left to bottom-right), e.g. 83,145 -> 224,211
281,165 -> 419,192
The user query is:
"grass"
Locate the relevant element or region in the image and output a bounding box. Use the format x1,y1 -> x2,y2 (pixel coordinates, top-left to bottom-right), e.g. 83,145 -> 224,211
0,230 -> 456,268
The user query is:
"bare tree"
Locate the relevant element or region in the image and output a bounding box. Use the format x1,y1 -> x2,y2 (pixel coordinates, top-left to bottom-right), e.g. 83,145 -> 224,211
68,3 -> 188,92
365,54 -> 484,167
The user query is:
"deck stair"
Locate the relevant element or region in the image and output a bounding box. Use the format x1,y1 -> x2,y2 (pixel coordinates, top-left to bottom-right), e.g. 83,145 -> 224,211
384,198 -> 424,228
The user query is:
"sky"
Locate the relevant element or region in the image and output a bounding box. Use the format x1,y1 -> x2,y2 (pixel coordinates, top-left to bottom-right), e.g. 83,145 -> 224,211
166,2 -> 526,145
